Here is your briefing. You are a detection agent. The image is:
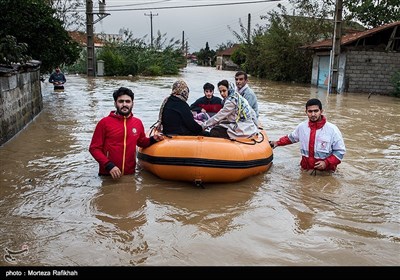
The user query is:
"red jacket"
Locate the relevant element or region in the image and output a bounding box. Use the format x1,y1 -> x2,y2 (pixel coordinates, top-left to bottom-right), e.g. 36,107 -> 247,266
89,111 -> 152,175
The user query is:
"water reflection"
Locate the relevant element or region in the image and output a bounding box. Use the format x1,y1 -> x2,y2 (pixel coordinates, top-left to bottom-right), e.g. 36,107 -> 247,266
90,177 -> 150,265
286,172 -> 342,233
142,176 -> 262,238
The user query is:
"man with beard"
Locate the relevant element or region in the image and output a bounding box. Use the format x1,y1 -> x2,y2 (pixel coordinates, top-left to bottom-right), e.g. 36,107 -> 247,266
89,87 -> 164,179
270,98 -> 346,173
49,66 -> 66,90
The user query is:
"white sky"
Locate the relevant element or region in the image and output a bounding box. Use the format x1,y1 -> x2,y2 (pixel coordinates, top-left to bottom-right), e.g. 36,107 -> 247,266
92,0 -> 292,52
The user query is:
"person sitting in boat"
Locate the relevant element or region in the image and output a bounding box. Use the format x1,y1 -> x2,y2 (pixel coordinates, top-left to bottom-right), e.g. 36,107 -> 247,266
49,66 -> 66,90
201,80 -> 259,139
235,71 -> 259,118
156,79 -> 207,136
190,82 -> 223,117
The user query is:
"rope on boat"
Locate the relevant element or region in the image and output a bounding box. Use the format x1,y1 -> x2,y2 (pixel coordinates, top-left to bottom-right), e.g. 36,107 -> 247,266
229,127 -> 265,145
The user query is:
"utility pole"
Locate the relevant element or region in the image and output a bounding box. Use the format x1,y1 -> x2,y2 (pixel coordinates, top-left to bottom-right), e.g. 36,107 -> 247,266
181,31 -> 185,53
86,0 -> 110,77
329,0 -> 343,94
144,11 -> 158,48
86,0 -> 94,77
247,13 -> 251,44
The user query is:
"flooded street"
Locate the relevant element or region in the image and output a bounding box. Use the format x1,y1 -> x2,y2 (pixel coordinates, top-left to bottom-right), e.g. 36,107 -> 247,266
0,64 -> 399,266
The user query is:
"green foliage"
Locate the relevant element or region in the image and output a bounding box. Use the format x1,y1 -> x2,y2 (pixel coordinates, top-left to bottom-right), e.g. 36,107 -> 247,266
0,35 -> 31,65
344,0 -> 400,28
195,42 -> 216,66
64,48 -> 87,74
230,45 -> 246,69
391,71 -> 400,97
0,0 -> 80,73
227,0 -> 397,84
49,0 -> 85,31
96,40 -> 185,77
143,65 -> 163,76
290,0 -> 400,28
66,28 -> 185,77
238,9 -> 318,82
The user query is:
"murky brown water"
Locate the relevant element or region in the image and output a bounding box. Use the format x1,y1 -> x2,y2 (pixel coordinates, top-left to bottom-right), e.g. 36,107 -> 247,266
1,64 -> 399,266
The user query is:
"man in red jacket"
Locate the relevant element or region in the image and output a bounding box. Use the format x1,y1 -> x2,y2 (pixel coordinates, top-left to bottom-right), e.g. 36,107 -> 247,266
89,87 -> 163,179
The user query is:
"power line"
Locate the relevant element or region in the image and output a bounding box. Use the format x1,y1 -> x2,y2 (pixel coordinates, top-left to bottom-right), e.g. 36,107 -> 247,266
75,0 -> 282,12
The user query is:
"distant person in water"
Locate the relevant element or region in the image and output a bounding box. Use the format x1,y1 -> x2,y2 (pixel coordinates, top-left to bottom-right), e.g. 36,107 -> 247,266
49,66 -> 66,90
190,82 -> 223,117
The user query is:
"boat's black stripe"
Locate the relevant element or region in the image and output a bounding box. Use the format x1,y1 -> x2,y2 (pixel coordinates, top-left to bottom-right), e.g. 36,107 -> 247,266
137,152 -> 273,169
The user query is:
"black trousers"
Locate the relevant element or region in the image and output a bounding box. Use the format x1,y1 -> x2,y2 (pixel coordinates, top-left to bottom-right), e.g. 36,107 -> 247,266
209,125 -> 229,139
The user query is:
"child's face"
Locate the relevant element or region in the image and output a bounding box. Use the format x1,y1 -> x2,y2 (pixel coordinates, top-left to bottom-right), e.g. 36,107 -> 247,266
204,89 -> 213,99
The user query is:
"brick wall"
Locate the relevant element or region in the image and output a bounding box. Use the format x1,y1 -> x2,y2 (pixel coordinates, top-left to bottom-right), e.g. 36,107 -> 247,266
0,68 -> 43,146
345,50 -> 400,94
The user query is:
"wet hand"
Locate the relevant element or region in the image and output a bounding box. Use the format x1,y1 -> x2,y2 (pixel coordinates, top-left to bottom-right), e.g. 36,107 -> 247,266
153,133 -> 164,142
314,161 -> 326,170
109,166 -> 122,179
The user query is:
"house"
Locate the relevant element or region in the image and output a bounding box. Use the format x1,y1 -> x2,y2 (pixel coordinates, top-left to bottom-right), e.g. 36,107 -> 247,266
68,31 -> 105,48
216,44 -> 240,71
302,21 -> 400,94
186,53 -> 197,64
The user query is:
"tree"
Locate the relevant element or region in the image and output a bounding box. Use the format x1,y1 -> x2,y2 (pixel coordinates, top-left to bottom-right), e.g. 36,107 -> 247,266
95,28 -> 185,76
232,4 -> 322,82
0,36 -> 31,65
0,0 -> 80,73
344,0 -> 400,27
290,0 -> 400,28
230,45 -> 246,69
195,42 -> 216,66
215,41 -> 236,53
47,0 -> 85,31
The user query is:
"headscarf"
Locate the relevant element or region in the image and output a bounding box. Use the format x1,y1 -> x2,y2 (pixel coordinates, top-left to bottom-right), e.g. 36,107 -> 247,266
155,79 -> 190,131
171,79 -> 189,102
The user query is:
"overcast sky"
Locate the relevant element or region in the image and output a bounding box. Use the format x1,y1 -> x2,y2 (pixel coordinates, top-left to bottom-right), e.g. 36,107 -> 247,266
92,0 -> 292,52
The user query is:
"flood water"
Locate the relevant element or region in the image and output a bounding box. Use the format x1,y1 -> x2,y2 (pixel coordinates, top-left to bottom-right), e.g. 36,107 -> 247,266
0,64 -> 399,266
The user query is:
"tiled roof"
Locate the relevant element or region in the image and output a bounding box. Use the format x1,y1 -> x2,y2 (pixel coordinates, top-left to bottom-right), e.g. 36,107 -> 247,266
68,31 -> 105,47
217,44 -> 240,56
302,21 -> 400,50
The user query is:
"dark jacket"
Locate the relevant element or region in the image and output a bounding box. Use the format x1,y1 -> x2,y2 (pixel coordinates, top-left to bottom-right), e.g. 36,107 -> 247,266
49,72 -> 66,84
162,96 -> 203,135
190,96 -> 223,116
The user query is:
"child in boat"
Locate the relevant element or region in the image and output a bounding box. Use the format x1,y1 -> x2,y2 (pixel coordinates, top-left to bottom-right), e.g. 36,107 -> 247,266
190,82 -> 223,117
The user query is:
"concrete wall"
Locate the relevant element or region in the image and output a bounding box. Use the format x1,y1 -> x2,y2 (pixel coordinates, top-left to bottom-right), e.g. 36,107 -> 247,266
311,50 -> 399,95
0,68 -> 43,146
345,50 -> 400,94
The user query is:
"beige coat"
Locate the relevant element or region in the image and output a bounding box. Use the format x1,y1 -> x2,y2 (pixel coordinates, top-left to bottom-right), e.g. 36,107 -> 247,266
204,96 -> 259,139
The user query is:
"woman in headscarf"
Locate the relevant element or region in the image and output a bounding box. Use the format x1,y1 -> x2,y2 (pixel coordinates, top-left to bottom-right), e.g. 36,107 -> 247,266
202,80 -> 259,139
156,79 -> 205,136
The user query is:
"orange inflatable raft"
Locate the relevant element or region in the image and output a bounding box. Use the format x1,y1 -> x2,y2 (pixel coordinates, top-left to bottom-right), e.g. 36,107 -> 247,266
137,130 -> 273,185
